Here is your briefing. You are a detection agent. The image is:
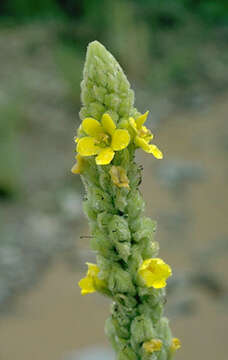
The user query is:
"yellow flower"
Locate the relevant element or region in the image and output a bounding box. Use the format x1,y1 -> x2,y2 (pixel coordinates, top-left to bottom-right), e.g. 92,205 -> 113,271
76,114 -> 130,165
71,154 -> 85,174
78,263 -> 105,295
170,338 -> 181,352
109,165 -> 130,189
138,258 -> 172,289
129,111 -> 163,159
143,339 -> 162,353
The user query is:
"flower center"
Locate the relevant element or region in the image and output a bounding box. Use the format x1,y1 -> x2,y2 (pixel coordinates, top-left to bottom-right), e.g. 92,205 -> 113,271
94,132 -> 110,147
148,263 -> 157,274
138,126 -> 152,142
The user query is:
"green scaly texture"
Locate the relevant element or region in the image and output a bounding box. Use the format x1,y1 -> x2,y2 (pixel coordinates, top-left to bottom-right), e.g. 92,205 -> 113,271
78,41 -> 174,360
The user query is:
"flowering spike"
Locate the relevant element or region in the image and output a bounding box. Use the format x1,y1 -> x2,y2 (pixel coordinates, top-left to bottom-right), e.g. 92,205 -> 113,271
72,41 -> 179,360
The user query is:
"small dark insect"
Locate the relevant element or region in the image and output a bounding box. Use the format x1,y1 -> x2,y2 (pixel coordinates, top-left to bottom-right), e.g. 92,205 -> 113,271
137,176 -> 142,186
80,235 -> 94,239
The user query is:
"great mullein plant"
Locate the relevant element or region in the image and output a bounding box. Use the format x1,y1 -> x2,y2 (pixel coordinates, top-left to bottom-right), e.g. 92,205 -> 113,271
72,41 -> 181,360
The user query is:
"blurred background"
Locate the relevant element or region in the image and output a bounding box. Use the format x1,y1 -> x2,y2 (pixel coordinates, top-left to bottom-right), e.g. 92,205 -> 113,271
0,0 -> 228,359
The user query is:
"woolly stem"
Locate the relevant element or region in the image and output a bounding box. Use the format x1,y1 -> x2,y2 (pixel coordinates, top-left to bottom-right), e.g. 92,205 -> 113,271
73,41 -> 180,360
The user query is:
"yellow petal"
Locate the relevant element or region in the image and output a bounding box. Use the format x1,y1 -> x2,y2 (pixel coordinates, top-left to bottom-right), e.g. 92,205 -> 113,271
77,137 -> 99,156
71,154 -> 84,174
71,163 -> 79,174
71,163 -> 80,174
86,262 -> 100,276
78,277 -> 95,295
86,263 -> 106,290
111,129 -> 130,151
95,147 -> 115,165
134,136 -> 150,150
171,338 -> 181,352
101,113 -> 116,135
139,258 -> 153,271
135,111 -> 149,129
146,144 -> 163,159
141,126 -> 154,141
135,136 -> 163,159
82,117 -> 103,137
78,263 -> 106,295
129,117 -> 138,133
152,279 -> 167,289
78,263 -> 100,295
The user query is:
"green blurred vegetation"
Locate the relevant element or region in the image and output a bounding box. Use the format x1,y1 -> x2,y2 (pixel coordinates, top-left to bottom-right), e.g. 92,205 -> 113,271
0,103 -> 23,198
1,0 -> 228,25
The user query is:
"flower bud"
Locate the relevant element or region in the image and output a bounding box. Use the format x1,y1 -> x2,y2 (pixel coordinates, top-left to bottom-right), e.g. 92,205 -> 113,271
156,317 -> 172,345
132,217 -> 156,242
108,215 -> 131,243
105,316 -> 118,351
117,346 -> 138,360
112,317 -> 130,339
108,216 -> 131,261
108,265 -> 136,295
127,191 -> 145,220
114,188 -> 128,212
89,186 -> 113,212
130,315 -> 156,344
91,228 -> 117,259
83,200 -> 97,221
97,212 -> 113,231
